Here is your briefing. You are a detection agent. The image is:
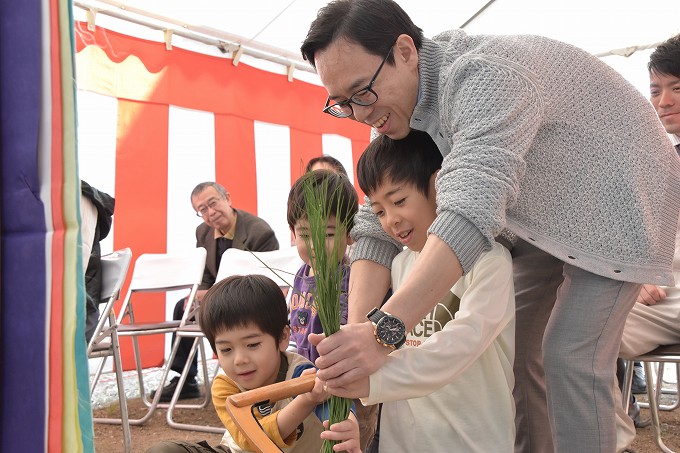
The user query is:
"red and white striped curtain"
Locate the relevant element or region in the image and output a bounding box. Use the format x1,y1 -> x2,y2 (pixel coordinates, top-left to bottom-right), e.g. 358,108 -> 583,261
74,22 -> 371,369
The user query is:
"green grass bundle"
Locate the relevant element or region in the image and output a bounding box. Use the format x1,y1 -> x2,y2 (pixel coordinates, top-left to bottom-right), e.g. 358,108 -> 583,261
299,172 -> 354,453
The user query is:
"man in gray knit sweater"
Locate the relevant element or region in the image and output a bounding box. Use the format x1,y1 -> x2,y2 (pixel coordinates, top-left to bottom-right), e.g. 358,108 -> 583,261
301,1 -> 680,452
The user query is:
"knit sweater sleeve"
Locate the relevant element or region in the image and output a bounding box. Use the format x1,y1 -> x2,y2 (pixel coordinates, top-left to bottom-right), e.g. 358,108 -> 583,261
430,54 -> 543,272
349,196 -> 403,269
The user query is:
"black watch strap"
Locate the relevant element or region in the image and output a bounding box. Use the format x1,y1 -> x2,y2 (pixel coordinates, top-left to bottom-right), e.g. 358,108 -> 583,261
367,308 -> 406,349
367,307 -> 385,324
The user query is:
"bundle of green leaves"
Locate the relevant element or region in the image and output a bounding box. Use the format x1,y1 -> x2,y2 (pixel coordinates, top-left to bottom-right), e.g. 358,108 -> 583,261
299,172 -> 353,453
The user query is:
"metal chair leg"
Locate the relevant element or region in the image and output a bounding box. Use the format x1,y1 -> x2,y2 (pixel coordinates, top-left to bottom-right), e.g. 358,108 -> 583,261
622,359 -> 634,409
111,328 -> 132,452
166,337 -> 224,433
644,361 -> 676,453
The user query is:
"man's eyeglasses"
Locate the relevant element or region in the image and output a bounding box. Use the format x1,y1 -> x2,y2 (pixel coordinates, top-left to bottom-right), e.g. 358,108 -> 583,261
322,45 -> 393,118
195,198 -> 221,217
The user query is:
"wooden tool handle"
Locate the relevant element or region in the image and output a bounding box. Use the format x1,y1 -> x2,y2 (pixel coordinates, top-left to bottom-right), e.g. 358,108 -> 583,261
228,372 -> 316,408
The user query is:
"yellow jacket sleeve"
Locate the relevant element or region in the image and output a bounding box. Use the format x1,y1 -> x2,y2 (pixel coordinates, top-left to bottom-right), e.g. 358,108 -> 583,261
211,373 -> 297,450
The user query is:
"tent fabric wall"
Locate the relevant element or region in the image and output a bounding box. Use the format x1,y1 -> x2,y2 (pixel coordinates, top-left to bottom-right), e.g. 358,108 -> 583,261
1,2 -> 94,453
73,22 -> 371,370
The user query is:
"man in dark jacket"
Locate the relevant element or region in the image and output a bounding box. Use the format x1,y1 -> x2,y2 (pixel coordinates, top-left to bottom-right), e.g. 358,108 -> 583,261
151,181 -> 279,402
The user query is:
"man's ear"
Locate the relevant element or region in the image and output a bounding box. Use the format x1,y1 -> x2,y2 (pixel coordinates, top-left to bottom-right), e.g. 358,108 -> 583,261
279,325 -> 291,352
394,33 -> 418,68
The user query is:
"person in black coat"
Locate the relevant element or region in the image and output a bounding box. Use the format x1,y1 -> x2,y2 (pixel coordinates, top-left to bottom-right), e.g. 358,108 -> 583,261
80,180 -> 115,343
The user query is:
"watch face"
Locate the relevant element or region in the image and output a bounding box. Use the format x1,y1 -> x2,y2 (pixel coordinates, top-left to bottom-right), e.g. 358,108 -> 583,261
377,316 -> 406,345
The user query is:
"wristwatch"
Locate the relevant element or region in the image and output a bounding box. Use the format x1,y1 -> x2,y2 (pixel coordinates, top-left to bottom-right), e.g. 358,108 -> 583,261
367,308 -> 406,350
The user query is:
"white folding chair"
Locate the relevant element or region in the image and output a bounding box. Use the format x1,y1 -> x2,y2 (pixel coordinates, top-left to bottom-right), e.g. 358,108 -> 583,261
88,247 -> 133,452
215,246 -> 303,287
622,345 -> 680,453
165,246 -> 303,432
96,247 -> 207,427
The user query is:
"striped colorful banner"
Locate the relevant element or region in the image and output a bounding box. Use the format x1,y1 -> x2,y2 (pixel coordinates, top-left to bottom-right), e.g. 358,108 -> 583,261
2,1 -> 93,452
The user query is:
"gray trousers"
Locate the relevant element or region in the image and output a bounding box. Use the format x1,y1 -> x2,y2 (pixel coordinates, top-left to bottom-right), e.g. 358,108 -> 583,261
512,239 -> 640,453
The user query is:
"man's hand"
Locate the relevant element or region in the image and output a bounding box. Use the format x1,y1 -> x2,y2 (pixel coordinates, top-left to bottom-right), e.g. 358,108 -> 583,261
309,322 -> 390,387
637,284 -> 667,306
326,375 -> 370,399
321,412 -> 362,453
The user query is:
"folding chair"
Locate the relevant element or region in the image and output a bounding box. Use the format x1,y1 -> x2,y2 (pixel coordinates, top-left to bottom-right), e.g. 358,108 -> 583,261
164,320 -> 223,433
96,247 -> 207,427
165,246 -> 303,432
622,345 -> 680,453
215,246 -> 304,288
88,247 -> 133,452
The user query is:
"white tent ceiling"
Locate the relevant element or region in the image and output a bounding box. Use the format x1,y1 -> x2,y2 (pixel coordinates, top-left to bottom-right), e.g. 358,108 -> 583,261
71,0 -> 680,256
73,0 -> 680,97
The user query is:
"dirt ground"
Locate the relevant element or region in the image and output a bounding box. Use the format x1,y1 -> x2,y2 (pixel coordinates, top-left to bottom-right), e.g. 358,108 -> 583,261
93,396 -> 224,453
631,406 -> 680,452
93,396 -> 680,453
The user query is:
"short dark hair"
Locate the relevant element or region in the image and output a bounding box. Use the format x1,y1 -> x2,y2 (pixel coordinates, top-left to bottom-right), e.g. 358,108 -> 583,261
357,130 -> 442,198
301,0 -> 423,68
199,275 -> 288,353
648,34 -> 680,78
287,169 -> 359,232
305,155 -> 348,177
191,182 -> 228,200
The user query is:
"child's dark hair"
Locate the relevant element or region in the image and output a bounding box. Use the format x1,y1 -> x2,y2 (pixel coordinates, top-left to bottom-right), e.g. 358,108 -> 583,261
287,169 -> 359,231
357,130 -> 443,198
305,155 -> 348,177
199,274 -> 288,353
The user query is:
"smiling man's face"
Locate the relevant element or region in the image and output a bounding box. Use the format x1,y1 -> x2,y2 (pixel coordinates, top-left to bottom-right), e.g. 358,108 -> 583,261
314,36 -> 420,140
650,70 -> 680,135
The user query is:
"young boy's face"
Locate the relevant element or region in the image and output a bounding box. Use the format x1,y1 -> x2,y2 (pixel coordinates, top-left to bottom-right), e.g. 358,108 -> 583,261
292,215 -> 349,268
368,175 -> 437,252
214,323 -> 290,390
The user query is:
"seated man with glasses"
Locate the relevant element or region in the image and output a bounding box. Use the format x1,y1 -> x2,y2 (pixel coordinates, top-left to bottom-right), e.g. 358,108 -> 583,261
150,181 -> 279,402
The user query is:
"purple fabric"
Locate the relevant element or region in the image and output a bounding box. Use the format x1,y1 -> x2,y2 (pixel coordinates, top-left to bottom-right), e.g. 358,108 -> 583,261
1,0 -> 48,449
289,263 -> 350,363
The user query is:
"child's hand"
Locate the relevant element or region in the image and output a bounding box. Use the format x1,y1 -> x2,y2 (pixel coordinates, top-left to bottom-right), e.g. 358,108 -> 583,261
299,368 -> 329,405
321,412 -> 362,453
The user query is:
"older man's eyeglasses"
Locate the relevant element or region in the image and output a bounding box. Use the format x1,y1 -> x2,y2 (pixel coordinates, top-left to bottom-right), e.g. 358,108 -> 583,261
322,45 -> 393,119
196,198 -> 221,217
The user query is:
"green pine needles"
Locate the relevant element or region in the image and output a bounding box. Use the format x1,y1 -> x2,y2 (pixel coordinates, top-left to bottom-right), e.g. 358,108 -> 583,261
298,171 -> 354,453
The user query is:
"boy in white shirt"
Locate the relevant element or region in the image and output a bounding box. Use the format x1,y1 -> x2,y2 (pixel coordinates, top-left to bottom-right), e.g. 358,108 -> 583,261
335,130 -> 516,452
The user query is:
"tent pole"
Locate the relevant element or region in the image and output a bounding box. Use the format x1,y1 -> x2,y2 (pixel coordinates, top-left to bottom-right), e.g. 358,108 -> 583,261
459,0 -> 498,29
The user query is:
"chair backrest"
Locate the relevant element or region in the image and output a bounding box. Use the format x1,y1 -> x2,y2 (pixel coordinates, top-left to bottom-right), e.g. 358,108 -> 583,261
215,247 -> 304,288
128,247 -> 207,292
100,248 -> 133,303
116,247 -> 207,327
88,247 -> 133,354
